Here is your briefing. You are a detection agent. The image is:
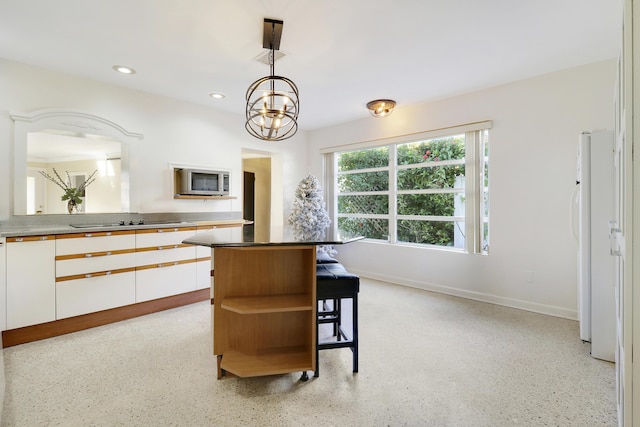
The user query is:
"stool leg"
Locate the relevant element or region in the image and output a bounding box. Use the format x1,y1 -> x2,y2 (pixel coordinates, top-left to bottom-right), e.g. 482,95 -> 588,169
335,298 -> 342,340
352,293 -> 358,373
333,298 -> 341,341
315,304 -> 320,377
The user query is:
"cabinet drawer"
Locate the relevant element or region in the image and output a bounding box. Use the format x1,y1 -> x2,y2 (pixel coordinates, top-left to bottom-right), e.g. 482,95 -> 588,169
56,231 -> 135,255
195,224 -> 240,258
56,271 -> 136,319
135,262 -> 197,302
56,252 -> 135,277
135,246 -> 195,266
196,259 -> 212,290
135,228 -> 196,247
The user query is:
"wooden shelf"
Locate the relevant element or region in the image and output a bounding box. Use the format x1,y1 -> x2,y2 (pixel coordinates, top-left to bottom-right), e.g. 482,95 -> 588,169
221,294 -> 312,314
174,194 -> 236,200
221,347 -> 312,377
213,245 -> 316,378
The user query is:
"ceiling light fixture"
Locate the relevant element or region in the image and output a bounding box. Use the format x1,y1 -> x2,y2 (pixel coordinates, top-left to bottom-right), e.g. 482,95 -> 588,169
366,99 -> 396,118
209,92 -> 226,99
112,65 -> 136,75
245,18 -> 299,141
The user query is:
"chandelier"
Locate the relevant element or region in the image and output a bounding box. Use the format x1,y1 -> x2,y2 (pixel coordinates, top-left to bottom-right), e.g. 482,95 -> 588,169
245,19 -> 299,141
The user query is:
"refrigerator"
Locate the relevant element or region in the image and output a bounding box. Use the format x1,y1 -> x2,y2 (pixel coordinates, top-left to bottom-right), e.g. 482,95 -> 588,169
576,130 -> 615,362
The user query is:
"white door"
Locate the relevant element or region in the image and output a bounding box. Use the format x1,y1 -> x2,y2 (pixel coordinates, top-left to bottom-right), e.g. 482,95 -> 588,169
614,4 -> 633,421
26,167 -> 46,214
612,121 -> 629,426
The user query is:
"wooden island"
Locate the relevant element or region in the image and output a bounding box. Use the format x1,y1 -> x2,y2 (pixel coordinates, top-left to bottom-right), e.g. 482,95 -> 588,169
182,226 -> 362,380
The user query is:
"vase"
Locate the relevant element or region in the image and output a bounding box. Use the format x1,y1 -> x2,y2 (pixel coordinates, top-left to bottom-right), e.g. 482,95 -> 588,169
67,200 -> 79,214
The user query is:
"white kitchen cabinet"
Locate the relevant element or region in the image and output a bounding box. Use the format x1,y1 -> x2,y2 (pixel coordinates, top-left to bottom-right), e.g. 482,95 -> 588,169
195,225 -> 216,291
6,235 -> 56,329
135,227 -> 197,302
0,238 -> 6,331
56,272 -> 136,319
55,231 -> 136,319
194,223 -> 244,292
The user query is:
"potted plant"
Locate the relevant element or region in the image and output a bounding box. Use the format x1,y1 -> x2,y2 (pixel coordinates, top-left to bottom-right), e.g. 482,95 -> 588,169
40,168 -> 98,214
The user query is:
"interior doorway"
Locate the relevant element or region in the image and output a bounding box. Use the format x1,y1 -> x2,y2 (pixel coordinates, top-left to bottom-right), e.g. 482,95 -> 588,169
242,153 -> 273,242
243,171 -> 255,222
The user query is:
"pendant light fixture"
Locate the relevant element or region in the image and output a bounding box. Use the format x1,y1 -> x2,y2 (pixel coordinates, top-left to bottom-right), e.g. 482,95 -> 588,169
245,19 -> 299,141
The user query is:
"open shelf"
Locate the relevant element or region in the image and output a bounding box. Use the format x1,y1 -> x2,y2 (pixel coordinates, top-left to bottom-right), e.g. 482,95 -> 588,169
213,245 -> 316,378
221,347 -> 312,377
173,194 -> 236,200
221,294 -> 312,314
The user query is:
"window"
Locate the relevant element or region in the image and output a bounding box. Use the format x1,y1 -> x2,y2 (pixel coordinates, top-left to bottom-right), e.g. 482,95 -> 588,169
329,123 -> 490,254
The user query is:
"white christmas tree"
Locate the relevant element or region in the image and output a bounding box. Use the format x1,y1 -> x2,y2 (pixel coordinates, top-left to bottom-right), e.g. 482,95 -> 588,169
288,175 -> 331,242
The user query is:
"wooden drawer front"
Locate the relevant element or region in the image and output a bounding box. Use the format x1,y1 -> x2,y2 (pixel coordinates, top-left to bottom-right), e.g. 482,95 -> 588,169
56,271 -> 136,319
56,232 -> 135,255
135,228 -> 196,247
56,252 -> 135,277
7,235 -> 55,243
135,246 -> 195,266
135,262 -> 197,302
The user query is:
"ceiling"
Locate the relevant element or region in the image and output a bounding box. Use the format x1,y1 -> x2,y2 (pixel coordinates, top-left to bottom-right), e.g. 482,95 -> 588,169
0,0 -> 622,131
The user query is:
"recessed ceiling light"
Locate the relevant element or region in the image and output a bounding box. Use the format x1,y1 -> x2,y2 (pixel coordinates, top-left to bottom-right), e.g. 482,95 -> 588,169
209,92 -> 226,99
112,65 -> 136,75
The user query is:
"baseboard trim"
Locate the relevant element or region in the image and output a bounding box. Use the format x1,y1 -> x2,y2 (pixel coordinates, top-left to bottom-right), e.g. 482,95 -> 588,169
351,270 -> 578,320
2,289 -> 210,348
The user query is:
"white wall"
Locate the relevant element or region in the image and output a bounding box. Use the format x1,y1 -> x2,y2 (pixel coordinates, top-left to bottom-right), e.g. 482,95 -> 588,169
0,59 -> 309,222
308,60 -> 616,319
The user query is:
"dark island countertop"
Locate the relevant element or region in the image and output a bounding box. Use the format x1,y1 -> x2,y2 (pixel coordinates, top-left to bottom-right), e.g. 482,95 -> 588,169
182,226 -> 364,248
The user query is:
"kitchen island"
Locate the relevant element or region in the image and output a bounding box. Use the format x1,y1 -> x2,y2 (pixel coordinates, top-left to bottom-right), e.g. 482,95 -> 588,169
183,227 -> 362,380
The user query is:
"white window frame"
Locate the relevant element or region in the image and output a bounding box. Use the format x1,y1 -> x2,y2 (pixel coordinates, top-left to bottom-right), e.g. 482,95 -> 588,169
323,121 -> 491,254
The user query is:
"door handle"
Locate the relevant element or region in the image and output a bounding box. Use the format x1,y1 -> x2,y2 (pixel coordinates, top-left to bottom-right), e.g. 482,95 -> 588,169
609,220 -> 623,257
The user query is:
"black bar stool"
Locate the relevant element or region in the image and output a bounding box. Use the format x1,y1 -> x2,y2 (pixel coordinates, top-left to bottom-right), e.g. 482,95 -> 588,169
315,262 -> 359,377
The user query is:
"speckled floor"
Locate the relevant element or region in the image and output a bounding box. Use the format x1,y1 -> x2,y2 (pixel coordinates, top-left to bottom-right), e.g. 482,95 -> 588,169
1,278 -> 616,426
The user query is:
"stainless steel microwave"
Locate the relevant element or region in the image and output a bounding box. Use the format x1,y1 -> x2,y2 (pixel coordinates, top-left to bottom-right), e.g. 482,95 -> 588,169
177,168 -> 229,196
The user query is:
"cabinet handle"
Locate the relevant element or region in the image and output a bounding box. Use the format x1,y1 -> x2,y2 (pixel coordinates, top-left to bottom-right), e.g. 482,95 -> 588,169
157,230 -> 164,233
106,232 -> 111,236
85,253 -> 93,258
15,238 -> 23,242
105,271 -> 112,275
40,236 -> 48,241
85,273 -> 92,278
85,233 -> 93,237
106,251 -> 112,256
157,264 -> 163,268
174,244 -> 179,249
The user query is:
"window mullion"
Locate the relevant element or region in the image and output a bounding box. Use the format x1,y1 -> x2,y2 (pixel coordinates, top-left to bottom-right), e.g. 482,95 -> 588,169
465,131 -> 478,253
389,145 -> 397,243
324,152 -> 337,239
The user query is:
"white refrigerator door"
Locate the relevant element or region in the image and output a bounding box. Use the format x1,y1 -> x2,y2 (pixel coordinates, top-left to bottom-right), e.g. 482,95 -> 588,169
577,132 -> 591,343
578,130 -> 615,362
588,130 -> 615,362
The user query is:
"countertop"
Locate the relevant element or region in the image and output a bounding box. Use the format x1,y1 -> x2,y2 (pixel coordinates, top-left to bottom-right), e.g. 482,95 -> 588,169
0,219 -> 247,238
183,226 -> 364,248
